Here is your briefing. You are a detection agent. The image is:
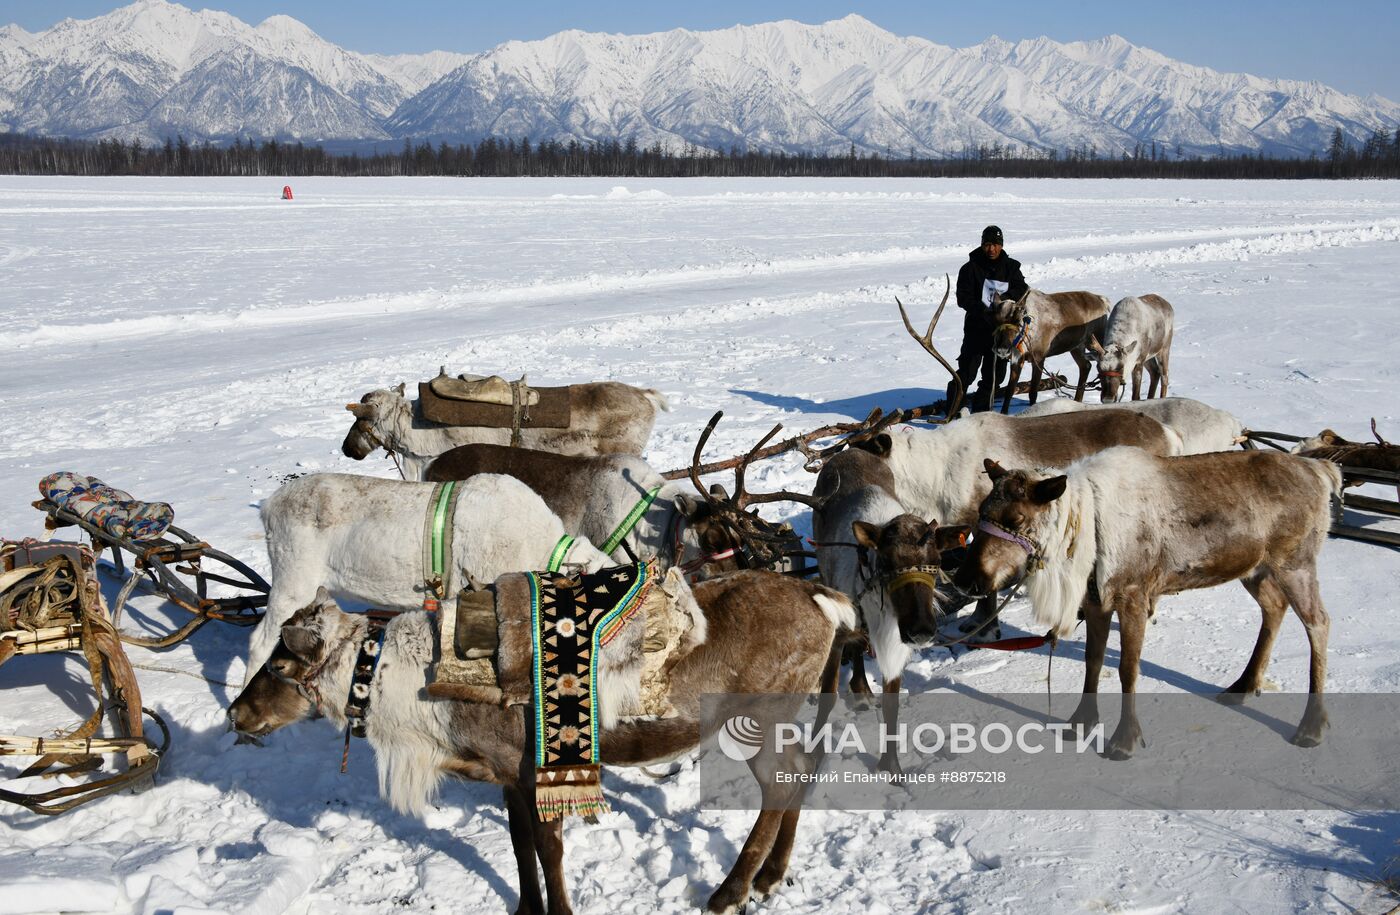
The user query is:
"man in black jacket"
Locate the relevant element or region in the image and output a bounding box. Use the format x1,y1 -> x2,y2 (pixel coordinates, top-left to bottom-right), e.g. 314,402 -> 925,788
947,225 -> 1028,413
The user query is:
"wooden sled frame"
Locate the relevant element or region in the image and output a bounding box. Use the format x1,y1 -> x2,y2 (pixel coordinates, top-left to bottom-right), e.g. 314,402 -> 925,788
1243,430 -> 1400,550
1,549 -> 170,815
34,498 -> 270,648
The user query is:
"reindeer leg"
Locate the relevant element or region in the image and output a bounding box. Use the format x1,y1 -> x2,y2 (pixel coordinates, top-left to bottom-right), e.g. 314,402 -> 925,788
504,785 -> 546,915
529,810 -> 572,915
878,675 -> 903,775
752,809 -> 801,899
1071,347 -> 1091,402
1274,567 -> 1331,747
517,708 -> 573,915
1105,597 -> 1149,761
1000,360 -> 1023,414
1028,359 -> 1042,406
1218,572 -> 1288,704
1158,349 -> 1170,398
1131,364 -> 1144,401
1068,597 -> 1109,730
708,810 -> 785,914
1145,358 -> 1161,399
845,640 -> 874,698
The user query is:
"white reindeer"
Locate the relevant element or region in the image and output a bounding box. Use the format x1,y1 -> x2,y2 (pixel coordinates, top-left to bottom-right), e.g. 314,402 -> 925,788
343,382 -> 670,481
246,472 -> 611,680
1089,294 -> 1175,402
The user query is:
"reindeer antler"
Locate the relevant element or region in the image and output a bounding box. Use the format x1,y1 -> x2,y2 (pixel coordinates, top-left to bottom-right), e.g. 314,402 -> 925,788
897,274 -> 963,421
690,412 -> 827,510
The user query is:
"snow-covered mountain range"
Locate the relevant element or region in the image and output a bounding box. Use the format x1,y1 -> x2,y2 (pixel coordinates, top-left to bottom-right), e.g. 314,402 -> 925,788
3,0 -> 1396,156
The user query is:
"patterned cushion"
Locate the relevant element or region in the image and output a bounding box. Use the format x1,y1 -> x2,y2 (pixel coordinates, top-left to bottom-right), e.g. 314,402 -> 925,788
39,472 -> 174,542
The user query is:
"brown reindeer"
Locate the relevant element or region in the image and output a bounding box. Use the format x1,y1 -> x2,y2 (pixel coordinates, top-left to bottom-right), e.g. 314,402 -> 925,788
229,572 -> 857,915
990,290 -> 1110,413
953,448 -> 1340,758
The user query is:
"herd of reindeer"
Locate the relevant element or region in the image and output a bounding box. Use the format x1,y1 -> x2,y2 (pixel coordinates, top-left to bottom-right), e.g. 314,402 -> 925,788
225,281 -> 1344,915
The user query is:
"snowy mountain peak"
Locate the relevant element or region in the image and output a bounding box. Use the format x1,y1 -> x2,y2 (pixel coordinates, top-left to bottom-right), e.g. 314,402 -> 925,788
2,4 -> 1396,156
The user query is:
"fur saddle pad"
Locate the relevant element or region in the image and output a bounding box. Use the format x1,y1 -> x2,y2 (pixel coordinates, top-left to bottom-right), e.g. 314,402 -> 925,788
39,473 -> 174,542
429,562 -> 705,721
429,372 -> 541,408
419,379 -> 572,429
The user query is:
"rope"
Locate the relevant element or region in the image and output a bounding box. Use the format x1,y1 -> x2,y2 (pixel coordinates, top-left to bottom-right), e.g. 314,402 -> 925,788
130,662 -> 234,689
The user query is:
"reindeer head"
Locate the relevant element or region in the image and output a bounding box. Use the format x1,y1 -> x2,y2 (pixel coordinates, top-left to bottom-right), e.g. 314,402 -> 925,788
852,515 -> 969,646
228,588 -> 358,738
953,459 -> 1066,598
991,292 -> 1034,362
341,383 -> 409,459
1088,336 -> 1136,403
671,491 -> 749,580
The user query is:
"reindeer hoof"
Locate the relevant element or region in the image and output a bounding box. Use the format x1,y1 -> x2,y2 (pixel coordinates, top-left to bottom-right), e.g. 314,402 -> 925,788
1289,729 -> 1324,748
1214,689 -> 1248,706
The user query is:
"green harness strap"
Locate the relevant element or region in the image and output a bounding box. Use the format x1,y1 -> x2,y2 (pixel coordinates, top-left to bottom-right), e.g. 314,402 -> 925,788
600,486 -> 662,557
545,535 -> 576,573
423,481 -> 458,600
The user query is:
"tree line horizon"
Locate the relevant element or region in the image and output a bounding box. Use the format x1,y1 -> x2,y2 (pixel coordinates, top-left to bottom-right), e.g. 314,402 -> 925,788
2,126 -> 1397,178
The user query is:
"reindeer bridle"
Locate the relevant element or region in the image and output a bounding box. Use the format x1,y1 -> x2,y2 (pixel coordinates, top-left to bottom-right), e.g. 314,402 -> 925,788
976,518 -> 1043,568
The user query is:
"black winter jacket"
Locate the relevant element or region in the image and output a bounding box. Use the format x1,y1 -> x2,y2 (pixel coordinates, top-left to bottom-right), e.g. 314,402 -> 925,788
955,247 -> 1028,312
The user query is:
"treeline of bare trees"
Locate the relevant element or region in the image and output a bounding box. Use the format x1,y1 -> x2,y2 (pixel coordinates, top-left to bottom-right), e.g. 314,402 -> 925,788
2,129 -> 1399,178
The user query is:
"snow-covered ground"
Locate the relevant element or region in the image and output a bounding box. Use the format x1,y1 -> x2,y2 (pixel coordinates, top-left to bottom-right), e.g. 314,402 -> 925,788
1,176 -> 1398,914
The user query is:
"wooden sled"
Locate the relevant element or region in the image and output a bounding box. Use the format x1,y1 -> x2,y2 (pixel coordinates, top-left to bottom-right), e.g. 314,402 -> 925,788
35,498 -> 269,648
1,542 -> 169,815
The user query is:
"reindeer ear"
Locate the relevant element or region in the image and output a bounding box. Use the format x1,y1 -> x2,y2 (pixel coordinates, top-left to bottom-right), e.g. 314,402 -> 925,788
1122,340 -> 1138,355
935,524 -> 972,551
392,382 -> 406,396
983,458 -> 1008,480
709,483 -> 731,501
851,521 -> 883,551
674,494 -> 700,518
855,433 -> 893,457
1031,475 -> 1068,504
313,586 -> 335,606
281,626 -> 324,660
1088,335 -> 1105,355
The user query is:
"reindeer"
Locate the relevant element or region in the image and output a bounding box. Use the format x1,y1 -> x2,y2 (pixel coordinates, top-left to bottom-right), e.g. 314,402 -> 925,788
422,414 -> 820,581
1088,294 -> 1175,402
343,381 -> 670,481
954,449 -> 1340,758
820,294 -> 1178,713
812,445 -> 969,772
1020,396 -> 1242,455
988,290 -> 1110,413
245,473 -> 614,681
230,572 -> 858,915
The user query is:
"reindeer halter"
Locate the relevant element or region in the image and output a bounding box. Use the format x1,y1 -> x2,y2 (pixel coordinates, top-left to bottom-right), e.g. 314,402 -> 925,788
977,519 -> 1042,566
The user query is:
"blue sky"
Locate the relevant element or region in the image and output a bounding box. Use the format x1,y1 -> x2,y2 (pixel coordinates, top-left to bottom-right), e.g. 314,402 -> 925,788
5,1 -> 1399,100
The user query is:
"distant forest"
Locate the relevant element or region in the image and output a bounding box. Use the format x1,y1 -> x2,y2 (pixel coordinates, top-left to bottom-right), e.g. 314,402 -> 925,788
2,127 -> 1399,178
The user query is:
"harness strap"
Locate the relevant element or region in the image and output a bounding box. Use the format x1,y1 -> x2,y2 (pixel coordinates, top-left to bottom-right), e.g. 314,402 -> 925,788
601,486 -> 662,557
886,567 -> 942,595
545,535 -> 576,573
977,519 -> 1038,558
421,481 -> 460,608
341,617 -> 389,773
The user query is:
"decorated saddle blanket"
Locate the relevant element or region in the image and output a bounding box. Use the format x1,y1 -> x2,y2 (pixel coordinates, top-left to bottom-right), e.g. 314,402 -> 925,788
419,379 -> 572,429
39,473 -> 174,542
428,561 -> 706,820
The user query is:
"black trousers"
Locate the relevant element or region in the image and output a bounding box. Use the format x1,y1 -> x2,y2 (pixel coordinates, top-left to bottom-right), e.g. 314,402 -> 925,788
946,309 -> 1007,412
